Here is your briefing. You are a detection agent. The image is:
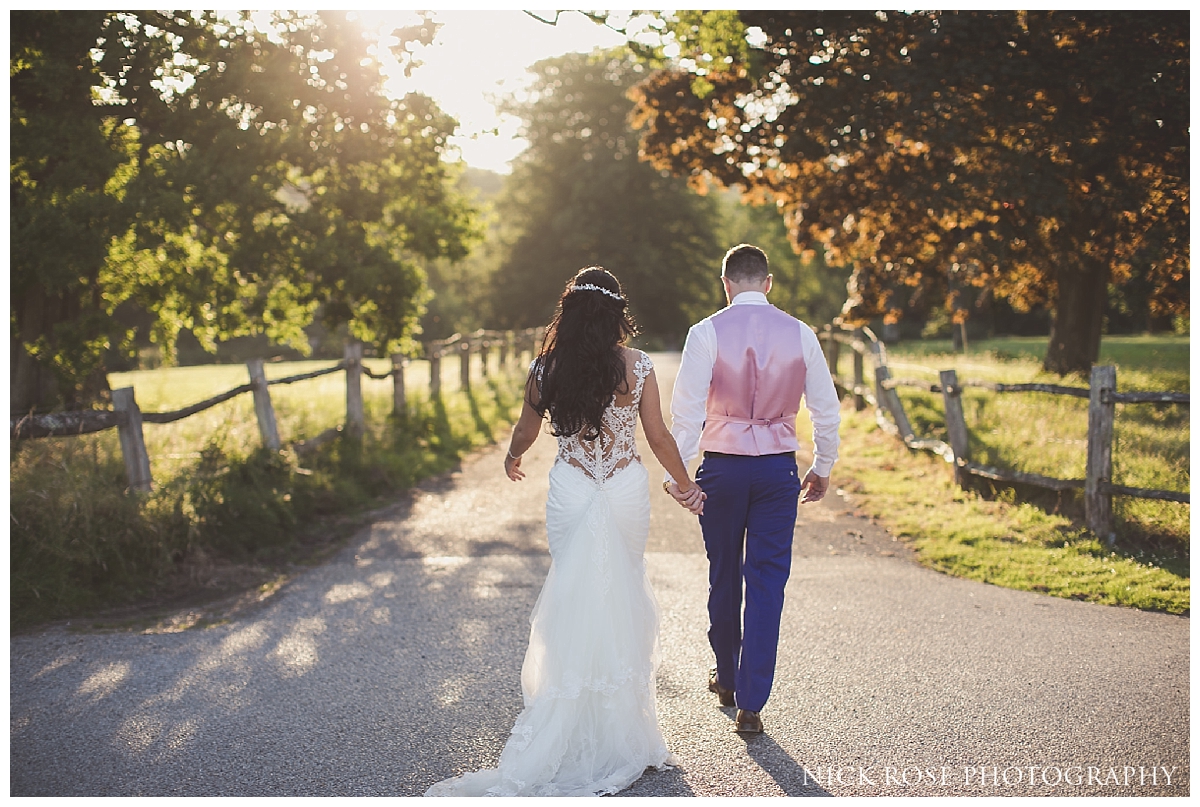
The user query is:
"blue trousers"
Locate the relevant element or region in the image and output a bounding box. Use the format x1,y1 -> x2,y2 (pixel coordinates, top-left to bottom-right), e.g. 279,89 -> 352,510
696,452 -> 801,713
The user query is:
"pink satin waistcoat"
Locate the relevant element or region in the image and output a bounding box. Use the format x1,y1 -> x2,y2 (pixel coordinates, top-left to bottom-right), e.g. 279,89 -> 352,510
699,303 -> 808,456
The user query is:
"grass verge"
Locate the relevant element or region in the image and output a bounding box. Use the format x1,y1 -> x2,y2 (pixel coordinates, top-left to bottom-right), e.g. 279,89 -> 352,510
10,366 -> 525,632
819,334 -> 1189,616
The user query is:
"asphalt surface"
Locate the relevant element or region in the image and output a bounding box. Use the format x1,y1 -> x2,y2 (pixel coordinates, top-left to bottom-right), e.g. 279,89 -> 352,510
9,352 -> 1190,796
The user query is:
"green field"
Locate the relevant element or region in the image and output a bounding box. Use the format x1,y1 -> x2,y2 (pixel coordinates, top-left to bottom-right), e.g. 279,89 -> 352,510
11,334 -> 1190,628
105,357 -> 473,483
884,334 -> 1190,542
10,354 -> 527,630
810,333 -> 1190,614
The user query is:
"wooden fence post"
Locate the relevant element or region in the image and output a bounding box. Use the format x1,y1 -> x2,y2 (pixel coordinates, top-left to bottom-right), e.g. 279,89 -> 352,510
825,329 -> 840,379
875,364 -> 915,440
852,328 -> 866,411
867,336 -> 886,370
940,369 -> 971,487
111,386 -> 152,492
429,347 -> 442,399
344,341 -> 364,438
460,340 -> 472,392
479,339 -> 490,378
1086,364 -> 1117,543
391,353 -> 407,417
498,333 -> 509,367
246,359 -> 281,451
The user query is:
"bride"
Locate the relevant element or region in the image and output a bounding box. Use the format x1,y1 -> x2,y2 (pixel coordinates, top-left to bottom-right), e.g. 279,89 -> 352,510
425,267 -> 704,797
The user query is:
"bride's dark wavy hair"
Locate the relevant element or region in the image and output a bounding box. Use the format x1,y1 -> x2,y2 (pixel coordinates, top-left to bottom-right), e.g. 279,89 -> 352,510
532,267 -> 639,441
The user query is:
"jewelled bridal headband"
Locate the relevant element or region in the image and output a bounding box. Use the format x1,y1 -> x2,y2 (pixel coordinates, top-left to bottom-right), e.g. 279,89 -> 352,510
572,283 -> 624,301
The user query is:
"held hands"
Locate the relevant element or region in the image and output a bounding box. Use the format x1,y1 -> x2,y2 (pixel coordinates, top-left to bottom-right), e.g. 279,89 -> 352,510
800,470 -> 829,504
668,481 -> 706,515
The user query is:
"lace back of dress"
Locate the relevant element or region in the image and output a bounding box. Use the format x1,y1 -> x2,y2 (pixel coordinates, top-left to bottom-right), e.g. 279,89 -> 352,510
554,352 -> 652,483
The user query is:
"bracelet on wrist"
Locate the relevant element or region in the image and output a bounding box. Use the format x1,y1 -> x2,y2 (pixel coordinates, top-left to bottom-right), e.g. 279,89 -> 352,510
507,448 -> 521,460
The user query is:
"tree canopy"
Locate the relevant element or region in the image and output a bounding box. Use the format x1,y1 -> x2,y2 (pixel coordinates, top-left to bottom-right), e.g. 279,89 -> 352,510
11,10 -> 476,410
487,49 -> 724,342
629,10 -> 1189,373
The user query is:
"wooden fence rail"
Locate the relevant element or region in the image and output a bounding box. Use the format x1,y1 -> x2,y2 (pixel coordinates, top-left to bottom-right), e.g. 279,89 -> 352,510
9,409 -> 126,438
10,327 -> 541,493
818,325 -> 1189,544
24,320 -> 1181,542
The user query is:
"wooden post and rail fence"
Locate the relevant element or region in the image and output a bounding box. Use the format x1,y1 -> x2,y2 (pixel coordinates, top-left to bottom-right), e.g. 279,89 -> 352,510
10,327 -> 543,494
12,321 -> 1186,544
816,324 -> 1189,544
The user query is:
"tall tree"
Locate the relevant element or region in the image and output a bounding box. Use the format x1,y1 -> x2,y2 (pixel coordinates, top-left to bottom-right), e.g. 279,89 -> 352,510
11,11 -> 134,408
629,10 -> 1189,374
489,49 -> 724,341
11,11 -> 475,411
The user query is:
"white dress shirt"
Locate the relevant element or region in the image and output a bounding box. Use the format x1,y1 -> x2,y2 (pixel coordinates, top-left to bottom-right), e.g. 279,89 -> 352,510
668,291 -> 841,480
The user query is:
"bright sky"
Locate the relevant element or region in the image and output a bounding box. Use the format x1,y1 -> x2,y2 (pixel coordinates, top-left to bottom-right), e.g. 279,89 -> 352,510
355,9 -> 630,174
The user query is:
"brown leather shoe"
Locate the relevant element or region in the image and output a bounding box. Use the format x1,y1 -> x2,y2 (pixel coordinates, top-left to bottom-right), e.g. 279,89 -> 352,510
708,668 -> 735,707
735,709 -> 763,734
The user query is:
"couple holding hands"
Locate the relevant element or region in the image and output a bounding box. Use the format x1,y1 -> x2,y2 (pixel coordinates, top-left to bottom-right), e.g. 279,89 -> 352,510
427,243 -> 841,797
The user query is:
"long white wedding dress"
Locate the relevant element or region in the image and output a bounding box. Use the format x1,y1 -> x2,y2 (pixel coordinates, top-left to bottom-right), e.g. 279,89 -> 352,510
425,351 -> 675,797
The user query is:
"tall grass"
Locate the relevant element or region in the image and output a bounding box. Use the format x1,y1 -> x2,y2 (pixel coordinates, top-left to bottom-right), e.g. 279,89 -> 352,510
10,356 -> 526,630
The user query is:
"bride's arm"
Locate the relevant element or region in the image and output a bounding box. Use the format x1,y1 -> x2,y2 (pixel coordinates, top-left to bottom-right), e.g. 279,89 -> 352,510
505,371 -> 543,481
639,369 -> 703,508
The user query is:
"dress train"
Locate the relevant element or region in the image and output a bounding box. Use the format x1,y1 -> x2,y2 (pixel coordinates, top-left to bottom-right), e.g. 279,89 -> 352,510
425,461 -> 674,796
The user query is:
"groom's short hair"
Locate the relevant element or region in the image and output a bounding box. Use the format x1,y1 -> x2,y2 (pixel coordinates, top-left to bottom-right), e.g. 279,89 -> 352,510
721,244 -> 770,284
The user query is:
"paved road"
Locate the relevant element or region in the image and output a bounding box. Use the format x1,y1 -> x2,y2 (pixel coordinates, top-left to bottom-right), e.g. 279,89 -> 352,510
9,353 -> 1190,796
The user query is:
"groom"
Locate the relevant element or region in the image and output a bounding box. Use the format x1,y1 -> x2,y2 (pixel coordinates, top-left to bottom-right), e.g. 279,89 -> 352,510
665,243 -> 841,734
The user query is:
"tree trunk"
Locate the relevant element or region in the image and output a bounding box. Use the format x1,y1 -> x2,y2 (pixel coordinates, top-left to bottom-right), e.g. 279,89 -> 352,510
1043,256 -> 1109,376
11,285 -> 59,413
10,282 -> 111,412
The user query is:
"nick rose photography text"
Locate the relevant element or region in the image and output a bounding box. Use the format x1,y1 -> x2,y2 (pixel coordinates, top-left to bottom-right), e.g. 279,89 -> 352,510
801,764 -> 1181,789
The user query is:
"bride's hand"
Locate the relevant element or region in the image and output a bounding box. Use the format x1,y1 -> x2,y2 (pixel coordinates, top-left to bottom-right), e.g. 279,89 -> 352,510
505,451 -> 525,481
669,482 -> 706,515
